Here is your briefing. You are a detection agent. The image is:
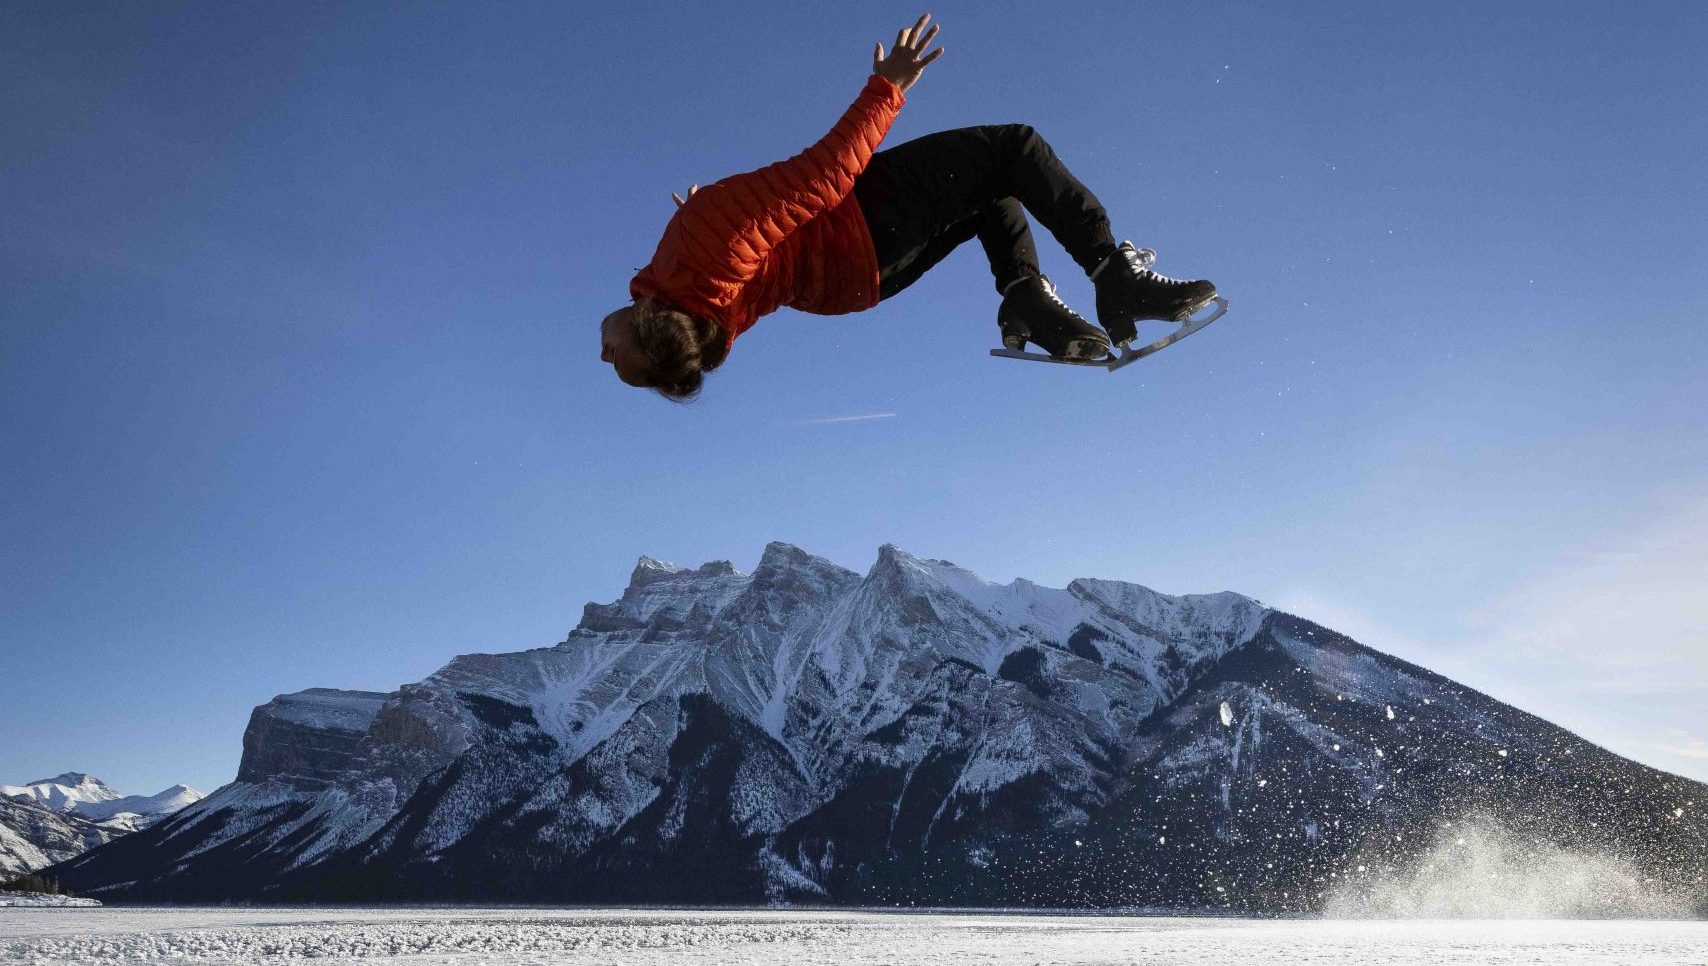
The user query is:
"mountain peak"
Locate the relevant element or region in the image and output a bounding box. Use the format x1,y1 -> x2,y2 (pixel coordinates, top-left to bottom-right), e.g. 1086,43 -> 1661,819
3,770 -> 202,839
627,555 -> 683,589
871,542 -> 923,573
870,544 -> 980,591
26,772 -> 108,790
578,554 -> 752,632
626,555 -> 741,593
755,541 -> 850,576
759,540 -> 807,562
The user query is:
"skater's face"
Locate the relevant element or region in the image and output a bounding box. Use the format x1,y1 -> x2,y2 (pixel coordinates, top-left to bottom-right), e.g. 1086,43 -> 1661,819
600,306 -> 653,388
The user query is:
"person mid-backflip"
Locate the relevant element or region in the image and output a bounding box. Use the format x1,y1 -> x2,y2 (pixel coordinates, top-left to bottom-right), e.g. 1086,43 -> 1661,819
601,13 -> 1220,399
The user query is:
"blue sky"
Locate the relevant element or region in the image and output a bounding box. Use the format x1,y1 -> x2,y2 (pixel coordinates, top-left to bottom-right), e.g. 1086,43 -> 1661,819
3,1 -> 1705,796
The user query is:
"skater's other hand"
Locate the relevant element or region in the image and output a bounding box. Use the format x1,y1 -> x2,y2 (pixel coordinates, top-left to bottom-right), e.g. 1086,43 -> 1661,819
873,13 -> 943,94
671,184 -> 699,208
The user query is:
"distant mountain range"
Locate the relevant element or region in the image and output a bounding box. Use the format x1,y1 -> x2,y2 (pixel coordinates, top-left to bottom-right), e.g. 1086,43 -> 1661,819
46,544 -> 1708,911
1,774 -> 202,878
3,773 -> 202,826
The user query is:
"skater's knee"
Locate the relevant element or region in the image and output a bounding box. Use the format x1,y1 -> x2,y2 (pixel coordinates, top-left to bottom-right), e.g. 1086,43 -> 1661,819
996,124 -> 1053,163
1004,123 -> 1043,148
971,123 -> 1042,151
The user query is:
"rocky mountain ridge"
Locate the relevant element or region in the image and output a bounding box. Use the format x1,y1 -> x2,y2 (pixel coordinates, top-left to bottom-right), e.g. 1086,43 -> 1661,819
48,544 -> 1707,910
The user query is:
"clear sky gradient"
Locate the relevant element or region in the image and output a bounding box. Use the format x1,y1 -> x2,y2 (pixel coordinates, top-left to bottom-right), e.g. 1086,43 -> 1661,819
4,1 -> 1705,796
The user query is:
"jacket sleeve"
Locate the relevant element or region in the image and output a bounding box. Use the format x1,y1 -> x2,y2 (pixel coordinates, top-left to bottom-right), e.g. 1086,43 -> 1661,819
672,75 -> 906,285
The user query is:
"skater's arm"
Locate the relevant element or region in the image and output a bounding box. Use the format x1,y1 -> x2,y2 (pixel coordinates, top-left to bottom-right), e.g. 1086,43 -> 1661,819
668,18 -> 938,213
665,16 -> 941,283
670,76 -> 904,277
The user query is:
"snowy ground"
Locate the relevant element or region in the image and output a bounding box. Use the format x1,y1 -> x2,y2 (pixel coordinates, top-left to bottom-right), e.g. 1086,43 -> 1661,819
0,908 -> 1703,965
0,893 -> 100,908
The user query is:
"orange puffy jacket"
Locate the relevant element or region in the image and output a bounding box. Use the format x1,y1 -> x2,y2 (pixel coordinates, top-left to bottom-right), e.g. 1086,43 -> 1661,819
629,75 -> 907,351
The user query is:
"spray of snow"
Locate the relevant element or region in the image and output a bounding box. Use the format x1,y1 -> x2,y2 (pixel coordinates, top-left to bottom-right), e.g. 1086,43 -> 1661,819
1323,819 -> 1691,919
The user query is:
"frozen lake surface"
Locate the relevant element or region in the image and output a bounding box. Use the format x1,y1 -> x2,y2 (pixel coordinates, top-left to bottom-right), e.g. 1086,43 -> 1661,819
1,908 -> 1703,964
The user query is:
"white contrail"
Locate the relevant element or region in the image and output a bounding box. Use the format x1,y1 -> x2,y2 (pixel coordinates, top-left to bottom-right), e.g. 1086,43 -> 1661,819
791,412 -> 897,426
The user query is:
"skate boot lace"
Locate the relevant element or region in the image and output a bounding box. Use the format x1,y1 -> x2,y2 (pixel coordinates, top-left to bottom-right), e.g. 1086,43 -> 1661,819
1003,274 -> 1076,314
1092,241 -> 1182,283
1144,269 -> 1196,287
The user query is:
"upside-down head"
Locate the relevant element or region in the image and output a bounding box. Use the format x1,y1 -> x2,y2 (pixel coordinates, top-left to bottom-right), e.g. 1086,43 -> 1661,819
599,296 -> 729,401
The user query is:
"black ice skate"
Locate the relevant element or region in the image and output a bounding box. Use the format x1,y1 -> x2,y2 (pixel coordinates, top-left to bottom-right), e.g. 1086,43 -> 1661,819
991,246 -> 1228,373
994,274 -> 1111,361
991,243 -> 1228,372
990,245 -> 1229,375
1092,241 -> 1223,346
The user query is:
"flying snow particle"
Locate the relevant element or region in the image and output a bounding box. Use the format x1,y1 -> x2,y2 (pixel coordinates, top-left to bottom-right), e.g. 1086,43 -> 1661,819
1675,808 -> 1686,818
1219,702 -> 1235,727
1499,749 -> 1509,758
1074,839 -> 1083,847
1385,706 -> 1395,720
1332,744 -> 1342,752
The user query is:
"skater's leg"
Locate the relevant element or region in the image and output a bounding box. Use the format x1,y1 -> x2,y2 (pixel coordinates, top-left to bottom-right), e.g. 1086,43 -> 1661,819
857,141 -> 981,298
855,124 -> 1118,284
869,197 -> 1040,300
854,127 -> 1114,359
855,124 -> 1215,346
974,197 -> 1044,295
984,124 -> 1119,276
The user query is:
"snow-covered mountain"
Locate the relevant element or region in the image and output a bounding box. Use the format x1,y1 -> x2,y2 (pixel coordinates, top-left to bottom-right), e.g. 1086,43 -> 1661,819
0,797 -> 118,879
2,773 -> 203,828
1,773 -> 203,878
48,544 -> 1708,910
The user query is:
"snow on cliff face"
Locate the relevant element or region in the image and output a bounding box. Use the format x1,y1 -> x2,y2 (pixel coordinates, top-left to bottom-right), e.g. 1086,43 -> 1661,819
234,688 -> 390,787
47,544 -> 1708,910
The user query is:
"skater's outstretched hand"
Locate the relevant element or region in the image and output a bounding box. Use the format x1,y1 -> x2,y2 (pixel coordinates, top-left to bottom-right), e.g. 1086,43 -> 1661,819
873,13 -> 943,94
671,184 -> 699,208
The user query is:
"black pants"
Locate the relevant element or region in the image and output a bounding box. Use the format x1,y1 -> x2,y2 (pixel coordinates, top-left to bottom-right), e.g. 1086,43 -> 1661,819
853,124 -> 1119,301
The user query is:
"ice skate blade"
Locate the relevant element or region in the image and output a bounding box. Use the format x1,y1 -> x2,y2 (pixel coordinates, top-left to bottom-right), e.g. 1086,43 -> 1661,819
990,297 -> 1228,373
988,347 -> 1115,367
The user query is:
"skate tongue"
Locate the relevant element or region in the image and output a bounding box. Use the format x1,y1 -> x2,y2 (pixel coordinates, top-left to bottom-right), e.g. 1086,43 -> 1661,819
1091,242 -> 1157,281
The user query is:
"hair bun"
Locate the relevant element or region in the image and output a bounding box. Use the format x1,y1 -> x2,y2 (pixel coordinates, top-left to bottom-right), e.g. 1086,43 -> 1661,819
629,296 -> 725,401
694,316 -> 729,371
